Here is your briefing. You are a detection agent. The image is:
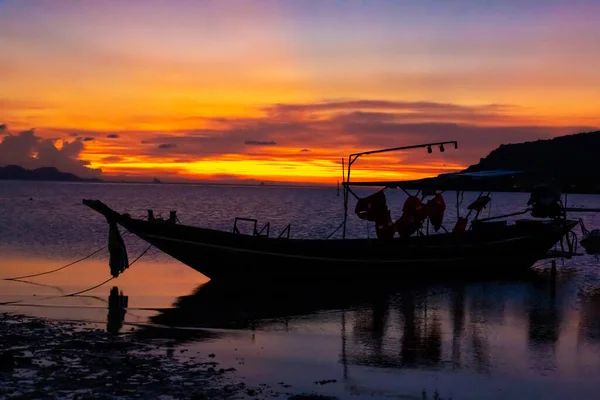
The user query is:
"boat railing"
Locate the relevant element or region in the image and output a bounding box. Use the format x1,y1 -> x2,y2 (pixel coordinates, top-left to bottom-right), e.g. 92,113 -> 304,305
233,217 -> 258,236
256,222 -> 270,237
232,217 -> 271,237
278,224 -> 291,239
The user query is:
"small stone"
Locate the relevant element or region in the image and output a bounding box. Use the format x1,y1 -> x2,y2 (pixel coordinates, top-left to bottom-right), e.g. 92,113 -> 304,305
0,351 -> 15,372
314,379 -> 337,385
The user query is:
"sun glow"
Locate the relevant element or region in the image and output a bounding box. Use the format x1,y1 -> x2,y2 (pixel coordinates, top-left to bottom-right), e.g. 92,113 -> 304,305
90,150 -> 465,183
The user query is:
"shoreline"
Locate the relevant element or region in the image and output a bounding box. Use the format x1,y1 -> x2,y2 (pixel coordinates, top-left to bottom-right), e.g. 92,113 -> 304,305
0,312 -> 278,400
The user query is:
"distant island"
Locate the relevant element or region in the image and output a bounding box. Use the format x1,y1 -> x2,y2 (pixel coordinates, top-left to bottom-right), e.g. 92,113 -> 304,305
463,130 -> 600,193
0,165 -> 101,182
2,130 -> 600,192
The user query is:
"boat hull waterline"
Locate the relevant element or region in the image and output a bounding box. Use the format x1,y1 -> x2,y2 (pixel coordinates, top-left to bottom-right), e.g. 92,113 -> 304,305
83,200 -> 577,281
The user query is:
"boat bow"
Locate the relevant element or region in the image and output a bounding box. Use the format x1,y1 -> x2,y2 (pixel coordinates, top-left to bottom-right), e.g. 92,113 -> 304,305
83,199 -> 122,223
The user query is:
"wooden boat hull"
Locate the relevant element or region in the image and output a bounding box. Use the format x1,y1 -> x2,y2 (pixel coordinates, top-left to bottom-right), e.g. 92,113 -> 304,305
83,200 -> 577,282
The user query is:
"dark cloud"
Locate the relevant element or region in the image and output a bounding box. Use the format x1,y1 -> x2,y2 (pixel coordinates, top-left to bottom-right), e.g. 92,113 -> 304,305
0,124 -> 6,134
101,155 -> 122,163
300,148 -> 311,152
123,122 -> 309,160
82,137 -> 94,141
0,129 -> 40,165
69,132 -> 78,137
329,109 -> 527,125
0,126 -> 101,178
141,140 -> 151,144
106,133 -> 120,139
244,140 -> 277,146
158,143 -> 176,149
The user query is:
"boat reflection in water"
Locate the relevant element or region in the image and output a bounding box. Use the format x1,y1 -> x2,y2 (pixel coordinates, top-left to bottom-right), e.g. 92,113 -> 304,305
107,287 -> 128,334
106,286 -> 225,342
130,270 -> 600,398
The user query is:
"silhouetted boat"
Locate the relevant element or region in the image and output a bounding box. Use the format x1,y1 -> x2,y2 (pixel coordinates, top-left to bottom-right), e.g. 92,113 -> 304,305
83,140 -> 591,282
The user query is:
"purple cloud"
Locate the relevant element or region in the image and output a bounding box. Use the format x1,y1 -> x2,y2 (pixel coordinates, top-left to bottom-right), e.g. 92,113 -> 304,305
0,127 -> 101,178
101,156 -> 123,163
264,100 -> 515,116
244,140 -> 277,146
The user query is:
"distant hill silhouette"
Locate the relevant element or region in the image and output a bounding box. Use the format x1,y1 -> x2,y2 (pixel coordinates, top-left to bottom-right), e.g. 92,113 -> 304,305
0,165 -> 100,182
463,130 -> 600,193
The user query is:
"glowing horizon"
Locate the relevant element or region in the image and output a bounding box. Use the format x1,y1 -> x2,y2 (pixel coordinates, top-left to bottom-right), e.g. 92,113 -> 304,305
1,0 -> 599,183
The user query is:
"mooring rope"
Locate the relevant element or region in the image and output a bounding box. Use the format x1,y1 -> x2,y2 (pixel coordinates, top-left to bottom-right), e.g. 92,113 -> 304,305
65,244 -> 152,297
0,244 -> 152,306
66,276 -> 117,297
1,229 -> 132,281
2,245 -> 108,281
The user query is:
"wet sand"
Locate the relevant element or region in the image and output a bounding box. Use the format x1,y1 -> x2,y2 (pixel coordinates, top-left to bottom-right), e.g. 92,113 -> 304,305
0,313 -> 293,400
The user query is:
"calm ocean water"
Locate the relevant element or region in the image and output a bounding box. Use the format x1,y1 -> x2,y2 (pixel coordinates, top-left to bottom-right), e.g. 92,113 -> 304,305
2,180 -> 600,399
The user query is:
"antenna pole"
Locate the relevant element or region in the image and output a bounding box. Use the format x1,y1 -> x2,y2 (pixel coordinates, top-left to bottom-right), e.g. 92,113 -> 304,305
342,157 -> 348,238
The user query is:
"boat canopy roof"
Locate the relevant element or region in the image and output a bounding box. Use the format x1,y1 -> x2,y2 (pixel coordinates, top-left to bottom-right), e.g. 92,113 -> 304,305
346,169 -> 524,192
452,170 -> 521,178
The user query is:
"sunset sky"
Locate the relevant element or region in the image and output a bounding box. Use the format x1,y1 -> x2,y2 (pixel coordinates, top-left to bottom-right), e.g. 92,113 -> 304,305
1,0 -> 599,183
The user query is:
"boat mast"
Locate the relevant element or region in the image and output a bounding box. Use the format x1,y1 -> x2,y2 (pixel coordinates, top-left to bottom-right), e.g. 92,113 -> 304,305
341,141 -> 458,239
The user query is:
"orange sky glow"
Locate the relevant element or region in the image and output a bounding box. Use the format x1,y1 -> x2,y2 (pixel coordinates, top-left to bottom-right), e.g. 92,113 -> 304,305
1,1 -> 599,183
